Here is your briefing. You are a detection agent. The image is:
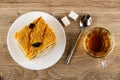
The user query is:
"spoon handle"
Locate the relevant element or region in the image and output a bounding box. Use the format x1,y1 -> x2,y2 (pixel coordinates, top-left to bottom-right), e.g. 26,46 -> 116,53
65,28 -> 83,64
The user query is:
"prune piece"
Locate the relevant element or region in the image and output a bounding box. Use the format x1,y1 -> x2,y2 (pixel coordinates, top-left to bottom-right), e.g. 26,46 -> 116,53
29,23 -> 35,29
32,42 -> 42,47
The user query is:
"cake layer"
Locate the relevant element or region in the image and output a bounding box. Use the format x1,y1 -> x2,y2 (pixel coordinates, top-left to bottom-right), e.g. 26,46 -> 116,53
14,17 -> 56,60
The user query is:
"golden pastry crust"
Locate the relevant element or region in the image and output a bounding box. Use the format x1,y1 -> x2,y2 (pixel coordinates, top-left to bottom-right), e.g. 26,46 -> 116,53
14,17 -> 56,60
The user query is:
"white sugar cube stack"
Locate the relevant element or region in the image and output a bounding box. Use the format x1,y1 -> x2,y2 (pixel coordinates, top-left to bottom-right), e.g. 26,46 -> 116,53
61,11 -> 79,27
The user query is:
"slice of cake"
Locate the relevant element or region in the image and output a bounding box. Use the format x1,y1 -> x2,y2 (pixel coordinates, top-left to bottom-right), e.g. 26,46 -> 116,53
14,17 -> 56,60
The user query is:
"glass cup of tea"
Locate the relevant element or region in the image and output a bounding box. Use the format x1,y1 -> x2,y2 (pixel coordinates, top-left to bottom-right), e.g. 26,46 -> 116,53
83,27 -> 114,58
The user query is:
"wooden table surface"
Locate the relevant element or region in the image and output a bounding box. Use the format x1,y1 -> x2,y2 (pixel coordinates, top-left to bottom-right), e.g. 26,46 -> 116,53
0,0 -> 120,80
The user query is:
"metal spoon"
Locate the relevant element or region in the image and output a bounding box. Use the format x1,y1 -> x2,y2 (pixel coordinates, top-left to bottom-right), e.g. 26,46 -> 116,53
65,15 -> 92,64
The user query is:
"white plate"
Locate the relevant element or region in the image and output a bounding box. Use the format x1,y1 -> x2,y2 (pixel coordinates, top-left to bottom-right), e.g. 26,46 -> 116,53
7,11 -> 66,70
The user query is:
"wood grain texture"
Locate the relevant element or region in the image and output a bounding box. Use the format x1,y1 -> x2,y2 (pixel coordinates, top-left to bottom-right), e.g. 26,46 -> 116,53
0,0 -> 120,80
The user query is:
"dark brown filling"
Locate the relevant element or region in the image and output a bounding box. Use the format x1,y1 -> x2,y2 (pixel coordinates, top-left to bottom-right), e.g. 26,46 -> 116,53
29,23 -> 35,29
32,42 -> 42,47
28,22 -> 38,53
28,21 -> 47,54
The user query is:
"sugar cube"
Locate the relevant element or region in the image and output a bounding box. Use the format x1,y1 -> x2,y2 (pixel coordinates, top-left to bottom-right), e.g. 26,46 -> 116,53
61,16 -> 70,26
68,11 -> 79,20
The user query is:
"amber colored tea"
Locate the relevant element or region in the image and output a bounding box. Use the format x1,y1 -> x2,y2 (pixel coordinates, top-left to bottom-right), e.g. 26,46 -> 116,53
84,27 -> 114,57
